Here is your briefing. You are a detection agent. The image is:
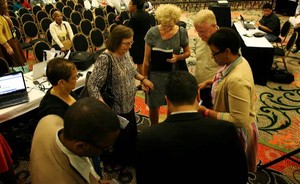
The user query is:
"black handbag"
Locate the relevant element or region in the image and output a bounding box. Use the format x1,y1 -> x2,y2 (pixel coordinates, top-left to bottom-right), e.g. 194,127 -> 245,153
69,51 -> 96,71
100,53 -> 114,107
268,68 -> 294,84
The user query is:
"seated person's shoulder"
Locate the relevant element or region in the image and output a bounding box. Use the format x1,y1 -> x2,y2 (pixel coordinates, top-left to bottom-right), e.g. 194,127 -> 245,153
39,114 -> 64,126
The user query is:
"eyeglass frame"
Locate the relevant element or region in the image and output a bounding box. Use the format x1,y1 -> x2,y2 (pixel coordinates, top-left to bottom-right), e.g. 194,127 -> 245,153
211,50 -> 225,58
195,24 -> 213,35
121,41 -> 134,46
84,140 -> 114,153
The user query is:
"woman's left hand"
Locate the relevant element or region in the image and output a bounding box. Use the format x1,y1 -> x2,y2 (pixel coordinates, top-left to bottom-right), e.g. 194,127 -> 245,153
141,79 -> 154,93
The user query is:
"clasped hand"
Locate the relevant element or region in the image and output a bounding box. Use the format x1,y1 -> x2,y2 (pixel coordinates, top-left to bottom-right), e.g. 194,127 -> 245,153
166,54 -> 181,63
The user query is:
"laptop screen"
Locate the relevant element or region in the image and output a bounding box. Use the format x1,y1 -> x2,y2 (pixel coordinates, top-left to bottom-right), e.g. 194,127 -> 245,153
0,72 -> 26,95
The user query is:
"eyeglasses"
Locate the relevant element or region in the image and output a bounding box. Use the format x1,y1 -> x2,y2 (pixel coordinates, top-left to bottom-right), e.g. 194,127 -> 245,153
86,141 -> 114,153
122,41 -> 134,46
196,24 -> 212,35
211,50 -> 224,57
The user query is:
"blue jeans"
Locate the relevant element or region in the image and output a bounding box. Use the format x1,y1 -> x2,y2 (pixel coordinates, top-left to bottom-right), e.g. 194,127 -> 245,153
264,34 -> 278,42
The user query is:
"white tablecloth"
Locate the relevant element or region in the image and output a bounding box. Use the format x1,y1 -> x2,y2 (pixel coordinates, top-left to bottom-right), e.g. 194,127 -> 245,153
0,65 -> 94,124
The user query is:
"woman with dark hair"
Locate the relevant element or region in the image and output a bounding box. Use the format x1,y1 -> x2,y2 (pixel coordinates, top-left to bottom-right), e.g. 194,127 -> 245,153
87,25 -> 153,183
128,0 -> 151,75
0,1 -> 26,67
37,58 -> 78,120
198,27 -> 258,172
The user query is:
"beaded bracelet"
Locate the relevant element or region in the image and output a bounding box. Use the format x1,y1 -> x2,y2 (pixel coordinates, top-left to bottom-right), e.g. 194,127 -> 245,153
204,109 -> 210,117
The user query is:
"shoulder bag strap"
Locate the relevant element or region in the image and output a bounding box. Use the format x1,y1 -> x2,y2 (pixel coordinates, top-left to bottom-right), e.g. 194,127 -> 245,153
63,23 -> 70,40
102,52 -> 113,86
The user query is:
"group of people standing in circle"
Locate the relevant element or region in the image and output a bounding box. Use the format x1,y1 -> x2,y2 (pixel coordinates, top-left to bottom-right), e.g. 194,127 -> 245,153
0,0 -> 260,183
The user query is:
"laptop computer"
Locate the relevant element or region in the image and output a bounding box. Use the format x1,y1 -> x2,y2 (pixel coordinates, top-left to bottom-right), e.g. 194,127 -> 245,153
24,61 -> 48,81
240,15 -> 256,30
0,71 -> 29,109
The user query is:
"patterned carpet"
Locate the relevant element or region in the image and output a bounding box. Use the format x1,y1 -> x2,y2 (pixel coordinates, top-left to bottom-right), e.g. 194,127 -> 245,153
1,6 -> 300,184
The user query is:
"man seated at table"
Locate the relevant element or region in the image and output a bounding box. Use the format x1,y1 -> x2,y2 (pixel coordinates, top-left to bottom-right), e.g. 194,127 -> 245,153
30,98 -> 121,184
256,3 -> 280,42
136,71 -> 248,184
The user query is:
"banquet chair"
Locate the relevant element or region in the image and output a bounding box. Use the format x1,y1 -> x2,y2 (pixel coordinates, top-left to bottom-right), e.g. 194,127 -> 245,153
33,41 -> 51,63
36,10 -> 49,24
108,23 -> 117,34
62,6 -> 73,20
89,28 -> 104,51
83,9 -> 94,23
8,10 -> 17,18
18,7 -> 30,18
72,33 -> 89,52
15,27 -> 32,59
79,19 -> 93,37
8,4 -> 14,11
94,15 -> 107,32
77,0 -> 84,7
32,5 -> 42,16
69,22 -> 79,35
123,19 -> 129,27
107,12 -> 116,26
11,17 -> 21,30
0,57 -> 9,76
66,0 -> 76,10
273,31 -> 298,72
40,17 -> 52,34
70,11 -> 82,27
94,7 -> 105,17
45,29 -> 52,45
45,4 -> 55,15
62,0 -> 67,5
105,5 -> 116,15
23,21 -> 46,46
74,3 -> 83,11
20,13 -> 35,26
55,1 -> 64,12
120,11 -> 130,21
272,20 -> 292,49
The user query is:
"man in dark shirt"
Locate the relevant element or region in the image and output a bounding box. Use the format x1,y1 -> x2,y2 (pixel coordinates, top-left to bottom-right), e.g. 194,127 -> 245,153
256,3 -> 280,42
136,71 -> 248,184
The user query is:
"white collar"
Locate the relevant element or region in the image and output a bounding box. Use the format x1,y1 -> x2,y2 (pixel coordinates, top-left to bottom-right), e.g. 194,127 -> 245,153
55,129 -> 100,183
171,110 -> 198,115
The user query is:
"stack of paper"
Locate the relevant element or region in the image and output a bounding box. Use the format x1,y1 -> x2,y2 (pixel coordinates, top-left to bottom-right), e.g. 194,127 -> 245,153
289,16 -> 300,28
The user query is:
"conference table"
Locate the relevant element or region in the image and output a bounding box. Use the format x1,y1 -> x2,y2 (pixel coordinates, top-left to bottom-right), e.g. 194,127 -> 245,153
0,65 -> 93,124
233,21 -> 274,86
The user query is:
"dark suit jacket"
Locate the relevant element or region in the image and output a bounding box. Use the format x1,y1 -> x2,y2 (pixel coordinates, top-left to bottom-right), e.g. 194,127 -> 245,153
128,9 -> 150,64
136,112 -> 248,184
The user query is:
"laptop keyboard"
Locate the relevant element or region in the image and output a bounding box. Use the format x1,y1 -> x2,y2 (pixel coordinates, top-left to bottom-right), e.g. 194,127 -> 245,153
0,92 -> 29,109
